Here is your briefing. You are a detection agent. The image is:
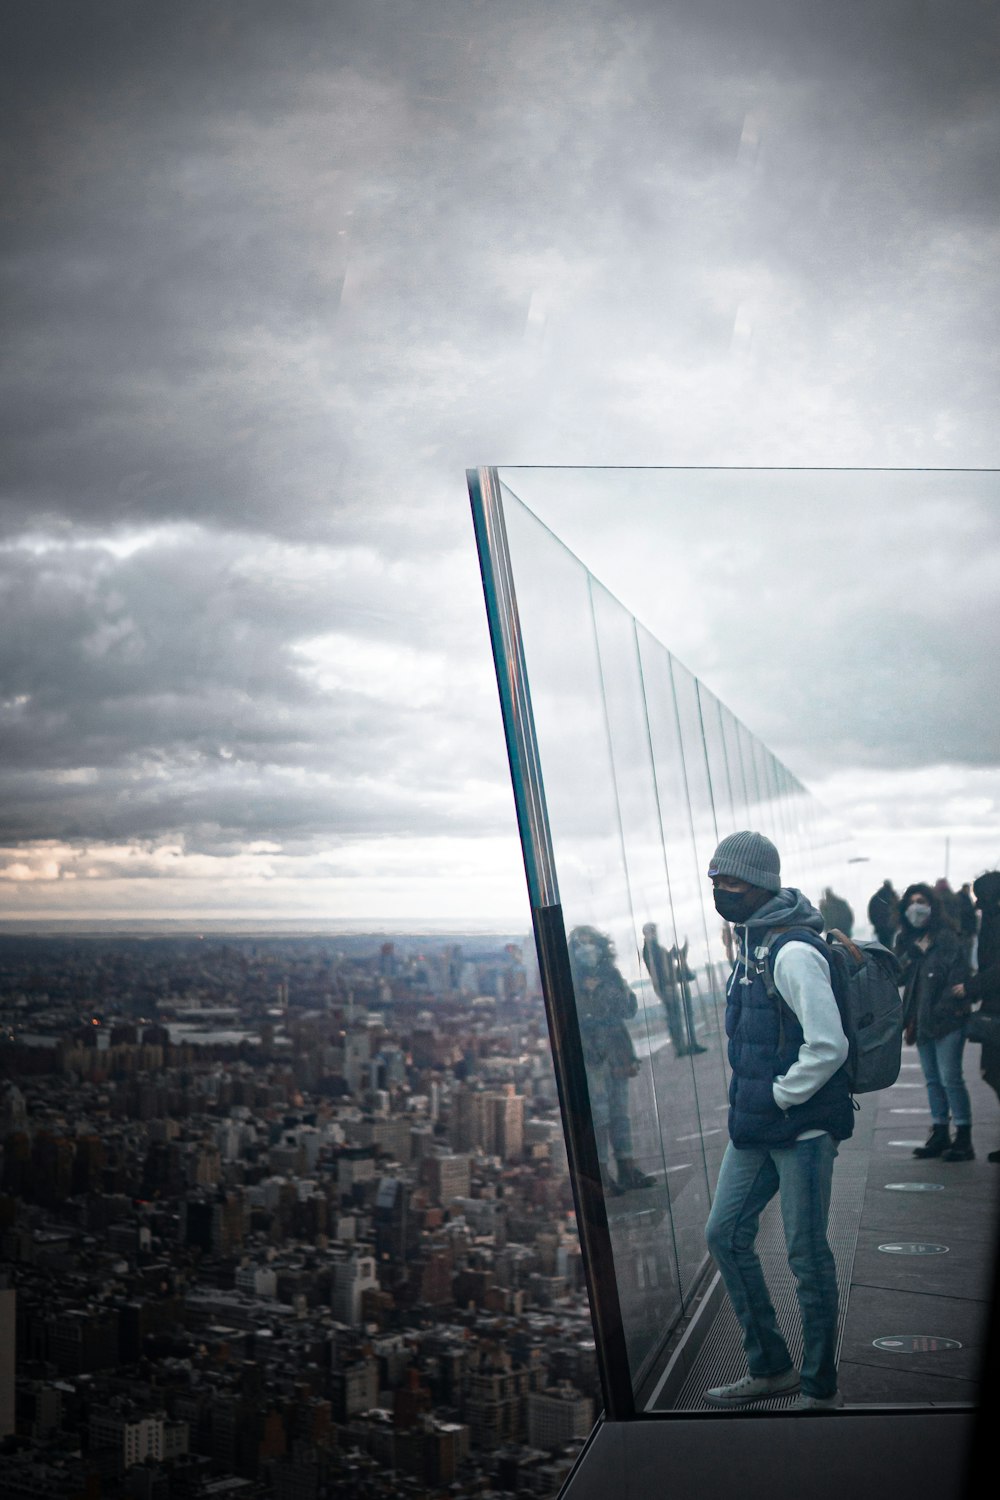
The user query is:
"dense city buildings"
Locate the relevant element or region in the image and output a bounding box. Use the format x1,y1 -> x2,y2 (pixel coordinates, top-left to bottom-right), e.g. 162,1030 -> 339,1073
0,931 -> 596,1498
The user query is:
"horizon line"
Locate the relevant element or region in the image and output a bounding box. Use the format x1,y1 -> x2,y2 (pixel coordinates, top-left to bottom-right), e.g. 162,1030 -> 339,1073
0,916 -> 531,936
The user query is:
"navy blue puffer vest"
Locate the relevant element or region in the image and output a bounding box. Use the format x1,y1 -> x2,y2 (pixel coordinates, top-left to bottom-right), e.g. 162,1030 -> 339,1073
726,929 -> 854,1148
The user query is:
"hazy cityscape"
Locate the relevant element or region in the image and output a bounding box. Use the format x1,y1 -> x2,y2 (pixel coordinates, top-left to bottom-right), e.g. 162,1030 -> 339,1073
0,928 -> 598,1499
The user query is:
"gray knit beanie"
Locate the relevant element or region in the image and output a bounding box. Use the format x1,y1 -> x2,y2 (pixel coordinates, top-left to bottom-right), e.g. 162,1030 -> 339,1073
707,831 -> 781,892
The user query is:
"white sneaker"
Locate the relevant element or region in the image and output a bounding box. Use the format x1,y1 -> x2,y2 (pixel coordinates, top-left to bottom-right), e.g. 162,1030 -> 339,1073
703,1369 -> 800,1405
792,1391 -> 844,1411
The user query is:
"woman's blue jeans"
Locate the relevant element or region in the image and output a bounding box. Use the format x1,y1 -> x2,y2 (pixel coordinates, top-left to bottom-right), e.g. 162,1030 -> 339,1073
917,1025 -> 971,1127
706,1134 -> 840,1399
588,1064 -> 634,1164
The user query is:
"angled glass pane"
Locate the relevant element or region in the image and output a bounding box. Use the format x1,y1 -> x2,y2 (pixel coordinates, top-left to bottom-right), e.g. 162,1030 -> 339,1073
472,464 -> 1000,1423
720,701 -> 751,826
500,487 -> 681,1380
632,624 -> 719,1296
586,577 -> 690,1361
698,683 -> 737,835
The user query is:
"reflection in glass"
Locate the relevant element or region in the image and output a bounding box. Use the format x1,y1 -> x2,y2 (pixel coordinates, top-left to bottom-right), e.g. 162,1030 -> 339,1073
471,466 -> 997,1422
488,474 -> 864,1393
566,924 -> 651,1195
641,925 -> 703,1060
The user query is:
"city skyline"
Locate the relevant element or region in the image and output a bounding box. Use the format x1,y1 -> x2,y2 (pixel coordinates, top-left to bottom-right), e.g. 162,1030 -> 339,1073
2,3 -> 998,924
0,927 -> 598,1495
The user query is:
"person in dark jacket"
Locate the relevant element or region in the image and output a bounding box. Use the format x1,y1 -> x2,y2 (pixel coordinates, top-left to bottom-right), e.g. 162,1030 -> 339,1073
818,887 -> 854,938
642,922 -> 706,1056
703,832 -> 850,1412
953,871 -> 1000,1162
867,879 -> 900,949
895,882 -> 972,1161
567,924 -> 655,1196
956,882 -> 978,964
933,877 -> 962,932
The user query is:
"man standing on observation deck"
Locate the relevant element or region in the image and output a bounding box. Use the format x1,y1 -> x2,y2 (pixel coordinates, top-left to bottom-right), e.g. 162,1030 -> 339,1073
703,830 -> 851,1412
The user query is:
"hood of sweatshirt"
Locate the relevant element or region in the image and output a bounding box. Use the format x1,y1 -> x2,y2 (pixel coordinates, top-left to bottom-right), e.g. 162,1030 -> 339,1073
740,886 -> 825,937
727,887 -> 824,989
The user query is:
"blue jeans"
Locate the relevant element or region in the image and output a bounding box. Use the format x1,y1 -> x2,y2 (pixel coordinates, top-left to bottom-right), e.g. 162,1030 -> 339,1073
706,1135 -> 840,1399
917,1025 -> 971,1127
588,1065 -> 634,1163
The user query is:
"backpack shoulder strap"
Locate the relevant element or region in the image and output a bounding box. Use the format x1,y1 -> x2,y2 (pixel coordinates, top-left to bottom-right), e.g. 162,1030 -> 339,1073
826,927 -> 864,963
756,925 -> 827,998
756,927 -> 832,1058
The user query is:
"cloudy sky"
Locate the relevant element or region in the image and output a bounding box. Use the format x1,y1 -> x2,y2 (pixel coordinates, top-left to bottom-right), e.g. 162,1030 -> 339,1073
1,0 -> 998,927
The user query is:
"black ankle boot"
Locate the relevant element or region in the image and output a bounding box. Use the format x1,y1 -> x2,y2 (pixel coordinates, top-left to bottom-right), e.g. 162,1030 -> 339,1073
615,1159 -> 656,1190
942,1125 -> 974,1162
914,1124 -> 951,1158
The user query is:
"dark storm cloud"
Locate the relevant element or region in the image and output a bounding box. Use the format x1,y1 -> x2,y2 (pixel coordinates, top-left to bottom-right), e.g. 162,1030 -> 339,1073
0,528 -> 509,849
1,1 -> 998,901
1,2 -> 616,539
4,1 -> 996,538
0,761 -> 499,849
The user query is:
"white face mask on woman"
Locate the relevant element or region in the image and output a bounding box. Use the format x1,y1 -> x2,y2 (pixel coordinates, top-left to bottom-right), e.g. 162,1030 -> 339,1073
906,902 -> 932,929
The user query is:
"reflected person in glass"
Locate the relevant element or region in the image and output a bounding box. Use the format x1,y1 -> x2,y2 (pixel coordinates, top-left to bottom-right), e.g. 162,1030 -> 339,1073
641,923 -> 707,1056
566,925 -> 656,1196
703,831 -> 851,1411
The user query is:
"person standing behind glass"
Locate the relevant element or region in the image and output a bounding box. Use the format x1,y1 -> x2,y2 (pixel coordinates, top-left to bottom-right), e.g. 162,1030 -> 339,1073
956,882 -> 979,966
818,886 -> 854,939
867,879 -> 900,950
956,871 -> 1000,1163
896,882 -> 973,1161
702,831 -> 851,1411
567,925 -> 655,1196
642,922 -> 707,1057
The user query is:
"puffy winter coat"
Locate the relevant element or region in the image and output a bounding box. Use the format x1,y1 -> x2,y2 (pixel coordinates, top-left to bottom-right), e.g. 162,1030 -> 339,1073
897,925 -> 968,1043
725,931 -> 854,1148
571,960 -> 639,1077
968,873 -> 1000,1014
969,873 -> 1000,1097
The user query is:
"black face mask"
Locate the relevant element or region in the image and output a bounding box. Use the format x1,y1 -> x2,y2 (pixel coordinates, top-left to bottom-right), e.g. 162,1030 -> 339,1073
713,887 -> 761,924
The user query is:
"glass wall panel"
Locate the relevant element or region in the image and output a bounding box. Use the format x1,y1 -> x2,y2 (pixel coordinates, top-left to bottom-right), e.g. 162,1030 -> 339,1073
773,761 -> 803,886
587,582 -> 704,1318
484,470 -> 862,1399
499,487 -> 681,1380
632,625 -> 720,1294
737,719 -> 765,835
762,749 -> 782,852
697,683 -> 737,834
472,464 -> 1000,1422
694,684 -> 739,1085
720,702 -> 751,826
664,655 -> 731,1197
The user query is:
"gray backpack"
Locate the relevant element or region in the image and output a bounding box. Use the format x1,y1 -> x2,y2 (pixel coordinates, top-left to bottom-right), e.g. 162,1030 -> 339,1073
760,927 -> 905,1095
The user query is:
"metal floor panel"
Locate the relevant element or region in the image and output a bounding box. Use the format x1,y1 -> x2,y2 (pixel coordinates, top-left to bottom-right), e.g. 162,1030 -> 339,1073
664,1152 -> 869,1410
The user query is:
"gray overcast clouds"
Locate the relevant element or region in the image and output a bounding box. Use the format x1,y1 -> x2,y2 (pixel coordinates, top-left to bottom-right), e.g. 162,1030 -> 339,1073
1,0 -> 998,923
